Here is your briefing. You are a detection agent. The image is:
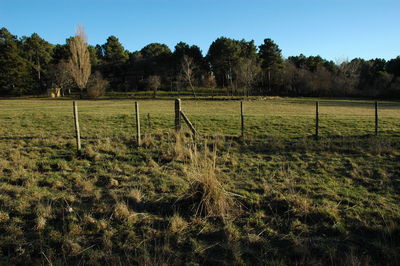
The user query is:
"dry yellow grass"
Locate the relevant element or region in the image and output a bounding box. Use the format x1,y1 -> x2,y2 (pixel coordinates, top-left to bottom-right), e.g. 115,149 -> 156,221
114,202 -> 136,223
184,143 -> 235,220
35,203 -> 52,230
169,214 -> 188,234
129,188 -> 143,204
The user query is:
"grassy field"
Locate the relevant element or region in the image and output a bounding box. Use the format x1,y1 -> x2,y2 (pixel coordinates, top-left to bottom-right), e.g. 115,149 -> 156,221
0,97 -> 399,265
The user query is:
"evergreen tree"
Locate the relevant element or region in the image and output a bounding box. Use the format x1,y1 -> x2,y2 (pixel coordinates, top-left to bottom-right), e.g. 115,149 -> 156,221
386,56 -> 400,77
207,37 -> 257,91
207,37 -> 242,89
258,38 -> 283,93
22,33 -> 53,82
102,36 -> 128,64
0,28 -> 32,95
139,43 -> 172,88
52,43 -> 70,64
140,43 -> 171,59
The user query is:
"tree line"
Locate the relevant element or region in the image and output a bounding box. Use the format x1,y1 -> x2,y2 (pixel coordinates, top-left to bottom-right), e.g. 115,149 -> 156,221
1,26 -> 399,98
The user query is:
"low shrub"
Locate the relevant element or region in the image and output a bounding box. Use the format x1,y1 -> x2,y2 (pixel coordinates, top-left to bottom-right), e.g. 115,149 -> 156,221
87,71 -> 108,98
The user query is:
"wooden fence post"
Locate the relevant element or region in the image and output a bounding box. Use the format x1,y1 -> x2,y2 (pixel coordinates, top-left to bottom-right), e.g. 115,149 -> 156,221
315,101 -> 319,140
135,102 -> 141,146
180,111 -> 198,137
241,101 -> 244,138
175,99 -> 181,131
375,101 -> 378,136
73,101 -> 81,153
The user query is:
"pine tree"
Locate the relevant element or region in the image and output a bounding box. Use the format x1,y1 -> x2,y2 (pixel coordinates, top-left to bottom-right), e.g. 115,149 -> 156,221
0,28 -> 32,95
259,38 -> 283,92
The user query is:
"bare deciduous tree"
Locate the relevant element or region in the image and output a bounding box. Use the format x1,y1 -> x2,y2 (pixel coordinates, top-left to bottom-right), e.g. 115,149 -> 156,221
68,25 -> 91,97
338,59 -> 363,96
180,55 -> 197,98
50,60 -> 74,95
147,75 -> 161,98
234,58 -> 260,96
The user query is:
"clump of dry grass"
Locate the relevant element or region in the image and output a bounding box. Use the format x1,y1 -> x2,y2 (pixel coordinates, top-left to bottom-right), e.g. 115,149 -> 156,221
141,134 -> 156,148
109,178 -> 119,187
129,188 -> 143,204
158,131 -> 193,162
172,131 -> 195,161
9,150 -> 21,163
0,159 -> 10,173
183,142 -> 235,220
94,137 -> 113,153
114,202 -> 130,220
68,223 -> 84,236
114,202 -> 136,223
35,203 -> 52,230
75,177 -> 96,194
169,214 -> 188,234
63,240 -> 81,256
57,160 -> 72,171
0,211 -> 10,222
174,132 -> 187,161
84,146 -> 101,161
102,229 -> 116,249
83,214 -> 97,226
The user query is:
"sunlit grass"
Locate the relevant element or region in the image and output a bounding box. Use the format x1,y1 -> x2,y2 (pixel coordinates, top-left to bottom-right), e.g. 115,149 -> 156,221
0,97 -> 399,264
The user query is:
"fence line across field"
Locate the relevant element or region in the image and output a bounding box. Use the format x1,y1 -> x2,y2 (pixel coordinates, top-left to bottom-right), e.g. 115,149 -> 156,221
68,99 -> 389,154
0,99 -> 397,149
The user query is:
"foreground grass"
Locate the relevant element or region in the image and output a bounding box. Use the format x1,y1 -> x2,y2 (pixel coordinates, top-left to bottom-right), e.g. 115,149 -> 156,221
0,98 -> 399,265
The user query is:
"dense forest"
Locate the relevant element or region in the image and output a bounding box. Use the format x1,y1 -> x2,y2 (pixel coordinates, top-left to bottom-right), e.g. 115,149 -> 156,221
0,27 -> 399,98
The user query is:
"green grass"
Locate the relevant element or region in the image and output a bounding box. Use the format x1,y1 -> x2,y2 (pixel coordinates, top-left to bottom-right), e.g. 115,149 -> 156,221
0,97 -> 399,265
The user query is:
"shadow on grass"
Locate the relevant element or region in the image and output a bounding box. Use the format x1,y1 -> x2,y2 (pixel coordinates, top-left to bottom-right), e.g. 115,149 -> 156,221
240,134 -> 400,154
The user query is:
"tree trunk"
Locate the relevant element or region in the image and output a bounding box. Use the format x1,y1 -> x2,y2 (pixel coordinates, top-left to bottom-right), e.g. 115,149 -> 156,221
189,82 -> 196,98
37,55 -> 41,80
268,68 -> 271,93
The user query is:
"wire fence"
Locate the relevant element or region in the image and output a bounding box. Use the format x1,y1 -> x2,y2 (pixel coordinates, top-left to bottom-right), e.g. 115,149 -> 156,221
1,99 -> 400,143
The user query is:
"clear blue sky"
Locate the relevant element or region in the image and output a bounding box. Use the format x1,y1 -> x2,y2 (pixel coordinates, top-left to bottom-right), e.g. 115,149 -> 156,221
1,0 -> 399,61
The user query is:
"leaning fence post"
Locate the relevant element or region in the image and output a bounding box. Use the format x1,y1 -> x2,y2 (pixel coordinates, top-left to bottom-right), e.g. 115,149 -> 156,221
175,99 -> 181,131
315,101 -> 319,140
135,102 -> 141,146
180,111 -> 198,137
73,101 -> 81,153
240,101 -> 244,138
375,101 -> 378,136
147,113 -> 151,129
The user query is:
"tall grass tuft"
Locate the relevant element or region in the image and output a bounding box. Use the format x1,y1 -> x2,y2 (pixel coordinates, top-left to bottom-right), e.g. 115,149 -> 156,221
183,142 -> 235,220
